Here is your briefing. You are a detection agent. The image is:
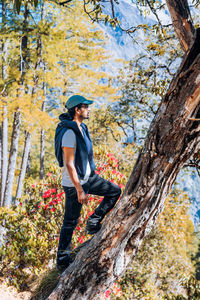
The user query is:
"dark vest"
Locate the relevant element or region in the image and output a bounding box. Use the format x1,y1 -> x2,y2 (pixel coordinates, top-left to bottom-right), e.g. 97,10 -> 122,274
54,113 -> 95,179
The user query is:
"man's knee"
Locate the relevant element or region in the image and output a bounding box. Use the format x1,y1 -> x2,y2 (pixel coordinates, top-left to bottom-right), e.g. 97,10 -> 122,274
109,183 -> 121,200
63,219 -> 78,229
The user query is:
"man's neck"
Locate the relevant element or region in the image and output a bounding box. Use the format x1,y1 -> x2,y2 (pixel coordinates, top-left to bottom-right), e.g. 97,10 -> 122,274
73,117 -> 84,134
73,116 -> 82,127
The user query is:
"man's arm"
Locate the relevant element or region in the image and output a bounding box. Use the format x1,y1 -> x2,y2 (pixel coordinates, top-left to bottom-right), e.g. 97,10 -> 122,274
63,147 -> 88,204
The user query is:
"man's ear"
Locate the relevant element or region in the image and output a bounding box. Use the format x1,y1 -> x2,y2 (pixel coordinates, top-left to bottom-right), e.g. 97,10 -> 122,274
75,107 -> 79,114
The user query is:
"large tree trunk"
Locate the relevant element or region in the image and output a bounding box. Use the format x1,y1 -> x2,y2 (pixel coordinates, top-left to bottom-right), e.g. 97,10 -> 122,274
15,130 -> 31,200
48,4 -> 200,300
3,110 -> 21,206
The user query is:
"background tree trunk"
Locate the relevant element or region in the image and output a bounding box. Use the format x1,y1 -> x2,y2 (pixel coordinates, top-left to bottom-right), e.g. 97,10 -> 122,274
0,126 -> 1,186
0,106 -> 8,206
47,1 -> 200,298
40,128 -> 45,179
2,5 -> 29,205
0,1 -> 8,206
26,152 -> 31,177
0,125 -> 1,176
3,110 -> 21,206
40,94 -> 46,179
15,130 -> 31,200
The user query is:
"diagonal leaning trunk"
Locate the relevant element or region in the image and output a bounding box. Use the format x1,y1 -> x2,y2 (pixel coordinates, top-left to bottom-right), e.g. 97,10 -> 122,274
48,31 -> 200,300
48,1 -> 200,299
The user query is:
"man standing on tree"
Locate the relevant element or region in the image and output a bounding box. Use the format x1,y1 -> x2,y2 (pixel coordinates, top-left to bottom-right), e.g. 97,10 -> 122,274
55,95 -> 121,271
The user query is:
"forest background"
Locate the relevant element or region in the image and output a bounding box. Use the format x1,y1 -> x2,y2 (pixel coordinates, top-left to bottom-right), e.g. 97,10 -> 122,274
0,0 -> 200,299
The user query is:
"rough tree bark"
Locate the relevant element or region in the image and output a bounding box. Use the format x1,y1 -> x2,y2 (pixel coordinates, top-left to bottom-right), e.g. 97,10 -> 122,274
48,2 -> 200,299
166,0 -> 195,51
15,130 -> 31,199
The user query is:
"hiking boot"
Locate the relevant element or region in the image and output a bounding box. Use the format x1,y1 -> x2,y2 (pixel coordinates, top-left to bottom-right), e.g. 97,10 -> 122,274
56,250 -> 73,272
85,219 -> 102,235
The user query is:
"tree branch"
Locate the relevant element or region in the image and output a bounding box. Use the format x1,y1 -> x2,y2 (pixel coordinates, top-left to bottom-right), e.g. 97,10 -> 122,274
166,0 -> 196,51
145,0 -> 164,34
49,0 -> 73,6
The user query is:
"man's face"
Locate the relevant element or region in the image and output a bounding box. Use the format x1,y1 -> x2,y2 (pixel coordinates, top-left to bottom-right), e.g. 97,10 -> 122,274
77,104 -> 90,119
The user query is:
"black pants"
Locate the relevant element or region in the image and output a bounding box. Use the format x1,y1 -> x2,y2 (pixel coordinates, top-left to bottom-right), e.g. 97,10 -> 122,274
57,174 -> 121,255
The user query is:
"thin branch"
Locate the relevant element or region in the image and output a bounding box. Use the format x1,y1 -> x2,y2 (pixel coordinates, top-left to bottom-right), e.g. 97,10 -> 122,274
49,0 -> 73,6
146,0 -> 164,34
0,79 -> 16,96
157,64 -> 174,76
83,0 -> 97,22
108,126 -> 120,142
110,0 -> 115,19
29,11 -> 37,26
116,121 -> 129,139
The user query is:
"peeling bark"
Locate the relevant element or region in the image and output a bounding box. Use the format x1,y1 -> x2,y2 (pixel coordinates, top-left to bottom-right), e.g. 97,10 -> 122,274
47,27 -> 200,300
166,0 -> 195,51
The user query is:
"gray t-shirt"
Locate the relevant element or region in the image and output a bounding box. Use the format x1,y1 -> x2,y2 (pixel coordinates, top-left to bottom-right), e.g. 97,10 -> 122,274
61,129 -> 91,187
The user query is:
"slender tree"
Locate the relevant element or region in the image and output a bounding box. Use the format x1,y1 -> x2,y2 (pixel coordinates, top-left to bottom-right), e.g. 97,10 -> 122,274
3,110 -> 21,206
40,90 -> 46,179
38,5 -> 47,179
47,1 -> 200,299
0,105 -> 8,206
15,130 -> 31,199
0,125 -> 1,183
3,5 -> 28,206
0,1 -> 8,206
